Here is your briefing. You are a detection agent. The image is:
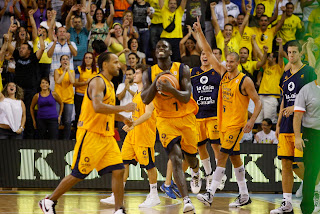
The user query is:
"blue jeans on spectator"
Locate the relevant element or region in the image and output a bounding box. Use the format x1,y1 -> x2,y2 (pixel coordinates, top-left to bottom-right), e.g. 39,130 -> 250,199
56,103 -> 73,140
138,28 -> 150,59
0,128 -> 23,139
37,118 -> 59,139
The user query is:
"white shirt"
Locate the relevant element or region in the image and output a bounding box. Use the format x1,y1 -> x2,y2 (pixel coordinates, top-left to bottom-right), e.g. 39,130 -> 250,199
40,21 -> 62,30
0,98 -> 22,132
254,130 -> 278,144
214,1 -> 240,30
116,83 -> 138,118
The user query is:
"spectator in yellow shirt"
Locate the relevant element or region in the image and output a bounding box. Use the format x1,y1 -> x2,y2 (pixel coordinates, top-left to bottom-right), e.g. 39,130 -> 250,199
159,0 -> 187,62
276,2 -> 303,46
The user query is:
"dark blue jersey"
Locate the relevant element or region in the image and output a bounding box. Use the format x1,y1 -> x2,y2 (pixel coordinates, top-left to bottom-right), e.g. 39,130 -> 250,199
190,67 -> 221,119
279,64 -> 316,133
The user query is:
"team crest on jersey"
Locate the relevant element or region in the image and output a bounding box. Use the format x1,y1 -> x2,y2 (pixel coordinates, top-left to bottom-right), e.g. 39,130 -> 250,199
143,150 -> 147,155
84,157 -> 90,162
288,82 -> 295,91
173,71 -> 177,75
301,74 -> 304,79
229,135 -> 233,139
285,76 -> 288,80
212,71 -> 215,75
196,71 -> 200,75
200,76 -> 208,84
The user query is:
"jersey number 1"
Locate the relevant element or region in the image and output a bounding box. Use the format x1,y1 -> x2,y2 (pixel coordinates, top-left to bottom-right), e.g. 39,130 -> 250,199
173,102 -> 178,111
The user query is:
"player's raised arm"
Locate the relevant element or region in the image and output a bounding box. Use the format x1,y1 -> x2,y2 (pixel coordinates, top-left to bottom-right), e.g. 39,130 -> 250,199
193,17 -> 225,76
90,77 -> 136,114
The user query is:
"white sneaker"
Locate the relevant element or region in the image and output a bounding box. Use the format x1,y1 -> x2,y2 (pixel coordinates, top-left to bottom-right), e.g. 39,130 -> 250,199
314,190 -> 320,213
270,200 -> 293,214
229,194 -> 251,208
100,193 -> 115,205
39,198 -> 56,214
296,182 -> 303,198
218,174 -> 227,190
139,194 -> 161,208
183,198 -> 196,213
190,172 -> 202,194
196,191 -> 213,207
114,207 -> 126,214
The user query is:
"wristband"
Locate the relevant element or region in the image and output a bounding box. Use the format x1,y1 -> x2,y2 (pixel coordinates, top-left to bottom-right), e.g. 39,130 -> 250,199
19,126 -> 24,131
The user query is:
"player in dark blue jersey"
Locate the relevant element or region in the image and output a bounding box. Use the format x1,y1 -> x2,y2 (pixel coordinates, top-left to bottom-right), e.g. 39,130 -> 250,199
271,41 -> 317,214
190,51 -> 226,191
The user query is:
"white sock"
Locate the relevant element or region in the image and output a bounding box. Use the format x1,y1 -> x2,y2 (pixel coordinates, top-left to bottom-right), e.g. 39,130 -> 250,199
208,166 -> 225,196
234,165 -> 249,196
283,193 -> 292,203
150,183 -> 158,195
164,183 -> 170,188
201,157 -> 212,175
183,196 -> 191,204
215,159 -> 218,165
123,182 -> 126,189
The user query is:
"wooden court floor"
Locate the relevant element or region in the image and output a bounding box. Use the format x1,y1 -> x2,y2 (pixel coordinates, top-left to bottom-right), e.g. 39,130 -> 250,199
0,190 -> 302,214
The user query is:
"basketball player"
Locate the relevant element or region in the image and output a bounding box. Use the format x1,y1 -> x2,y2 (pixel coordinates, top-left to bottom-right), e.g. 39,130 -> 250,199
193,18 -> 262,207
39,52 -> 136,214
141,39 -> 200,213
270,41 -> 316,214
190,51 -> 227,191
100,64 -> 161,208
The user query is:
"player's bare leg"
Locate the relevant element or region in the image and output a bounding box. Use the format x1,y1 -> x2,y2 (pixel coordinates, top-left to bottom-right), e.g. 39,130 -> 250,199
49,175 -> 82,201
112,169 -> 125,211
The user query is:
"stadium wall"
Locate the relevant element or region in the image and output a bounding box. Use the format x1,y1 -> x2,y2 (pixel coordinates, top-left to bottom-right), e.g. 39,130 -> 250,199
0,140 -> 301,192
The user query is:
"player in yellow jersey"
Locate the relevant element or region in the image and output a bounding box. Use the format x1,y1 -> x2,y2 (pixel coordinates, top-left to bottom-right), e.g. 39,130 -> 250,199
141,39 -> 200,214
193,18 -> 262,208
100,64 -> 161,208
38,52 -> 136,214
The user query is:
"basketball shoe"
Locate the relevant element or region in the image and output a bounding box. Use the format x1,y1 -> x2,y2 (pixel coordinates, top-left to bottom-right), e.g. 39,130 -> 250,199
100,193 -> 115,205
39,198 -> 56,214
270,200 -> 294,214
114,207 -> 126,214
229,194 -> 252,207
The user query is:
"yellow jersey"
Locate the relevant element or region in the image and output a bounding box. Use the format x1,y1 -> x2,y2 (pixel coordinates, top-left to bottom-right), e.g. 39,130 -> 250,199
217,72 -> 250,132
77,74 -> 116,137
132,91 -> 156,147
258,63 -> 284,97
54,68 -> 74,104
33,37 -> 52,64
150,62 -> 198,117
238,60 -> 258,75
239,26 -> 254,60
0,60 -> 3,92
276,14 -> 302,44
216,31 -> 242,62
146,0 -> 162,24
250,26 -> 276,53
75,66 -> 99,94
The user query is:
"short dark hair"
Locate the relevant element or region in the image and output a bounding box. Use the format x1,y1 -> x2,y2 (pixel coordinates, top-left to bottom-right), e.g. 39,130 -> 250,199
224,23 -> 233,29
128,38 -> 139,51
98,52 -> 114,71
240,47 -> 250,54
287,40 -> 302,52
260,14 -> 269,21
125,68 -> 135,74
40,77 -> 50,85
213,48 -> 222,55
46,7 -> 53,19
262,118 -> 272,126
286,2 -> 294,8
157,39 -> 172,50
73,15 -> 82,21
92,40 -> 107,54
22,43 -> 33,52
257,3 -> 265,11
128,52 -> 140,62
267,51 -> 279,63
237,13 -> 245,18
60,55 -> 69,61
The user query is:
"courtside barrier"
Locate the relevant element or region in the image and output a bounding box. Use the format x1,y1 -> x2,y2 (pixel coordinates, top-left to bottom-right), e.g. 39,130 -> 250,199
0,140 -> 301,191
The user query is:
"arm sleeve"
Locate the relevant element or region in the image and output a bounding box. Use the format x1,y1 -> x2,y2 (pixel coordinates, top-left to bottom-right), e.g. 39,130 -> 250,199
294,85 -> 307,112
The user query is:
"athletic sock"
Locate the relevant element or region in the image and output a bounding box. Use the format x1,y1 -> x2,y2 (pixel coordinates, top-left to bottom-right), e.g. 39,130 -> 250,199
164,183 -> 170,188
150,183 -> 158,195
234,165 -> 249,196
201,157 -> 212,175
123,182 -> 126,189
283,193 -> 292,203
191,168 -> 199,177
208,166 -> 225,196
183,196 -> 191,204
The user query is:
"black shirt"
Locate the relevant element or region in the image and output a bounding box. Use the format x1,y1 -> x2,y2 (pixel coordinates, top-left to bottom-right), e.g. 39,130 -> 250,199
13,49 -> 40,89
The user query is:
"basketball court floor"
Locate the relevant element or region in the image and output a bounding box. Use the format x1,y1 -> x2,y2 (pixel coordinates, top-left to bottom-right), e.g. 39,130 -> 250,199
0,190 -> 303,214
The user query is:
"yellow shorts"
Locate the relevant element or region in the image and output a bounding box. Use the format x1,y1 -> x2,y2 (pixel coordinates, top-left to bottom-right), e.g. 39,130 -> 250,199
220,128 -> 244,156
157,113 -> 199,156
71,129 -> 124,179
121,131 -> 155,169
278,133 -> 303,162
197,118 -> 220,146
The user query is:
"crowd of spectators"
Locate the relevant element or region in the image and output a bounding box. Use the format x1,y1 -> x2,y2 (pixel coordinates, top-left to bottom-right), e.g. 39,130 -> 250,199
0,0 -> 319,142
